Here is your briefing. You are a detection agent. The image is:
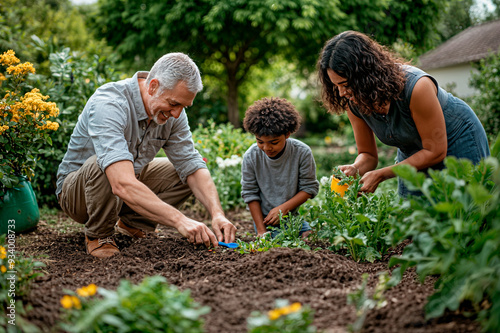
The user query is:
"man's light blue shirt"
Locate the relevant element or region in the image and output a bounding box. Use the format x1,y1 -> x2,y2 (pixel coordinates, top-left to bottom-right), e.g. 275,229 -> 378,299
56,71 -> 205,196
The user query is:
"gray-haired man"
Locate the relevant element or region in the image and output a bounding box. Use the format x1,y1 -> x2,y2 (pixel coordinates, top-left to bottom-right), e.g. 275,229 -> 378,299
56,53 -> 236,258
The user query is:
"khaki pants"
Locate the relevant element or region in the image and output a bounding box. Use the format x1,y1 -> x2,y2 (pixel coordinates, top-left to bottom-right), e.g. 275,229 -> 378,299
59,156 -> 192,238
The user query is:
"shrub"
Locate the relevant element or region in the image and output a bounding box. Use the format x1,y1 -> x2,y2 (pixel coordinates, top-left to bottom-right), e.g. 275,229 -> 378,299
469,50 -> 500,143
192,120 -> 254,210
0,50 -> 60,189
59,275 -> 210,333
28,47 -> 121,207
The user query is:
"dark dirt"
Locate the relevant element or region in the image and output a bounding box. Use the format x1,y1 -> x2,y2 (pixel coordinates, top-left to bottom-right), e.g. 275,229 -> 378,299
17,207 -> 479,333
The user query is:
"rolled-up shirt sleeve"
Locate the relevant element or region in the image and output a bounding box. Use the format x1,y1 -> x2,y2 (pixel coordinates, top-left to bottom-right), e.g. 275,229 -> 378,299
88,100 -> 134,172
298,149 -> 319,199
163,110 -> 206,183
241,151 -> 261,203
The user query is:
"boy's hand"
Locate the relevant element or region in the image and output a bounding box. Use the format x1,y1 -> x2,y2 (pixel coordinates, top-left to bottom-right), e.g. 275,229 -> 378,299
263,206 -> 288,226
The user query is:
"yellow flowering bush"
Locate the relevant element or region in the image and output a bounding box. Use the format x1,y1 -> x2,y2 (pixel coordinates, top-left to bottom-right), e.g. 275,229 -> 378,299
0,50 -> 60,188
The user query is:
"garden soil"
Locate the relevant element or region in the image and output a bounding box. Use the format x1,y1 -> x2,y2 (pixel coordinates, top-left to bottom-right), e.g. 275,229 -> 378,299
18,207 -> 479,333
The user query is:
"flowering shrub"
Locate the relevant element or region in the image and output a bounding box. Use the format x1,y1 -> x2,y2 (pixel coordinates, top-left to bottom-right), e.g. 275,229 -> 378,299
247,299 -> 317,333
0,50 -> 59,189
59,275 -> 210,333
192,120 -> 254,210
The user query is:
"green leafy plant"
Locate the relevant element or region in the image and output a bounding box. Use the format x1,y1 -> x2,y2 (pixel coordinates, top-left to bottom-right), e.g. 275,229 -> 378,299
0,50 -> 60,190
247,299 -> 317,333
387,135 -> 500,332
237,214 -> 310,254
347,272 -> 390,332
59,275 -> 210,333
0,235 -> 45,332
192,120 -> 254,210
309,169 -> 403,262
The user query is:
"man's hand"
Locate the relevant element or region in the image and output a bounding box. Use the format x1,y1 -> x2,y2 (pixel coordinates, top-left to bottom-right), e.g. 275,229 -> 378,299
211,215 -> 236,243
176,217 -> 219,248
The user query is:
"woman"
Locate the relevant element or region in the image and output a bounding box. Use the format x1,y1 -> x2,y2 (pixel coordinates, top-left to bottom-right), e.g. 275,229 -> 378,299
317,31 -> 490,196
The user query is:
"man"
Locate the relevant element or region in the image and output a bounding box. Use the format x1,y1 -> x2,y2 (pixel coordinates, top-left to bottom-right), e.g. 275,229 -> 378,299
56,53 -> 236,258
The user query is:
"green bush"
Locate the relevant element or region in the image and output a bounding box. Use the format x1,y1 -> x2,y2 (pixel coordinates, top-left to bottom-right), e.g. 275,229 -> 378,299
29,46 -> 121,207
387,134 -> 500,332
192,120 -> 254,210
59,275 -> 210,333
470,50 -> 500,143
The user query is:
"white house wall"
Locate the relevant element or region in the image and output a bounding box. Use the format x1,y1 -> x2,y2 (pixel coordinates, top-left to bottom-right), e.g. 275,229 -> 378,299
425,63 -> 479,98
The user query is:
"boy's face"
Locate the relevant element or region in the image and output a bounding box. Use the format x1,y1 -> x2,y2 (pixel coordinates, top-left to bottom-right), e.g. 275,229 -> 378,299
256,133 -> 290,158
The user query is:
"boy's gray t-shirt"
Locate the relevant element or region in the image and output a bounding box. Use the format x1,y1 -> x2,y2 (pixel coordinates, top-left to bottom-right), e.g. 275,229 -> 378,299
241,138 -> 319,217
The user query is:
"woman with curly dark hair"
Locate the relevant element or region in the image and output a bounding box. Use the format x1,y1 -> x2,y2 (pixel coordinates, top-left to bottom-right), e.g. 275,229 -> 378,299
318,31 -> 490,196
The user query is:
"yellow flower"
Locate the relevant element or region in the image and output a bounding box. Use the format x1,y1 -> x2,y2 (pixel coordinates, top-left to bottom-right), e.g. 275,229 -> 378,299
60,295 -> 73,309
268,302 -> 302,320
268,309 -> 282,321
86,283 -> 98,296
6,62 -> 36,76
1,266 -> 6,273
71,296 -> 81,309
0,125 -> 9,134
60,295 -> 82,309
0,50 -> 20,67
77,283 -> 98,297
0,246 -> 6,259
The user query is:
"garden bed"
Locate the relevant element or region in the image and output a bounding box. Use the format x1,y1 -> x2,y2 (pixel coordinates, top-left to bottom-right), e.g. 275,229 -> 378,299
18,208 -> 479,333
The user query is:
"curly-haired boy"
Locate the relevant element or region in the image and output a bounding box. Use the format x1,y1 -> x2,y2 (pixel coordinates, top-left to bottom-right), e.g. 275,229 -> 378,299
241,97 -> 319,237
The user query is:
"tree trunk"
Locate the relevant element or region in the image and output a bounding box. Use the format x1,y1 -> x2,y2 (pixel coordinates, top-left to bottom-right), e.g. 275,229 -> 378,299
226,68 -> 240,128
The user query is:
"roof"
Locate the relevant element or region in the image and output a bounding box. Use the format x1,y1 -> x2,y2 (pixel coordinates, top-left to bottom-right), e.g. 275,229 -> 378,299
419,19 -> 500,70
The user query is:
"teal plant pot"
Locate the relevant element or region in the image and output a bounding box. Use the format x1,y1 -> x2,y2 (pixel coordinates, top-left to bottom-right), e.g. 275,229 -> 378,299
0,178 -> 40,234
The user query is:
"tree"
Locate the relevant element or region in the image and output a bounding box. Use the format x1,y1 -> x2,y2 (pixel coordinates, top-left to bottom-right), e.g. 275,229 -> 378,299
94,0 -> 451,127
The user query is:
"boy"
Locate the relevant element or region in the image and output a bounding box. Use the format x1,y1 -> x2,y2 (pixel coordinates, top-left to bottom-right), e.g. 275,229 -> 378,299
241,97 -> 319,237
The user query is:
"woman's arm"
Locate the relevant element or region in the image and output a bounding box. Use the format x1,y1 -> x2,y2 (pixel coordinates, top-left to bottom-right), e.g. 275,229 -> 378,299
357,77 -> 447,193
339,108 -> 379,177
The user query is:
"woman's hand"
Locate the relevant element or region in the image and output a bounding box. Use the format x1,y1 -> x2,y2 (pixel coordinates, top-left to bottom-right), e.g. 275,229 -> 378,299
359,170 -> 384,193
338,164 -> 359,177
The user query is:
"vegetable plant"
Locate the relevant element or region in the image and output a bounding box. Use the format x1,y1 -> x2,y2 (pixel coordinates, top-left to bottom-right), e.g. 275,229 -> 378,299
387,134 -> 500,332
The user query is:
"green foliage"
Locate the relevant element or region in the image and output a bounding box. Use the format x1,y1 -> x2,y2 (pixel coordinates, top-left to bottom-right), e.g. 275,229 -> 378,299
347,272 -> 390,332
59,276 -> 210,333
247,299 -> 317,333
0,0 -> 106,72
236,214 -> 311,253
308,169 -> 403,262
192,120 -> 254,210
94,0 -> 450,125
387,137 -> 500,332
28,46 -> 121,206
0,235 -> 45,332
469,49 -> 500,142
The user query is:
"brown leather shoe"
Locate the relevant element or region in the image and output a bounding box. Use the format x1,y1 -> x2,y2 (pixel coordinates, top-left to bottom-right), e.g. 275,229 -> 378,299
115,219 -> 146,239
85,235 -> 120,258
